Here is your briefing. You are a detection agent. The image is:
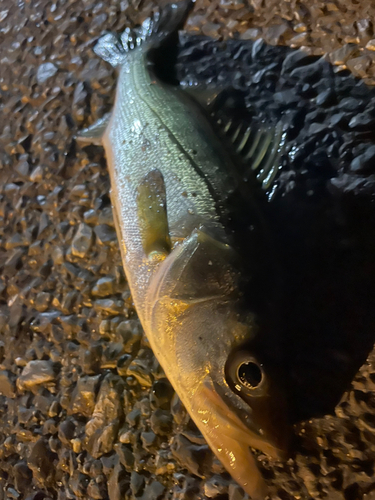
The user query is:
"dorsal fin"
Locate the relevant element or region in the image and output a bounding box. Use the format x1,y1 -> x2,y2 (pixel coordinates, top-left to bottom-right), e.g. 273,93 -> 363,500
208,90 -> 287,193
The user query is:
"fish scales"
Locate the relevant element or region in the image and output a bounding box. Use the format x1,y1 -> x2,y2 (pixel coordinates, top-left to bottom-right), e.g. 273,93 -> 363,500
78,2 -> 290,499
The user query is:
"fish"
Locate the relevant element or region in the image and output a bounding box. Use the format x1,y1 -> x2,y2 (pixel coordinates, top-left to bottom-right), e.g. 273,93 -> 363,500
77,2 -> 290,498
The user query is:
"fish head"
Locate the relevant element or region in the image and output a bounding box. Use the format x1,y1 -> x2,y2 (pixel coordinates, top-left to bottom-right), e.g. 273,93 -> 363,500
146,226 -> 290,498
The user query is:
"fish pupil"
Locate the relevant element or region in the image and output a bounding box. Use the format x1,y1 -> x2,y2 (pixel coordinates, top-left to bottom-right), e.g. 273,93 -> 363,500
238,361 -> 262,389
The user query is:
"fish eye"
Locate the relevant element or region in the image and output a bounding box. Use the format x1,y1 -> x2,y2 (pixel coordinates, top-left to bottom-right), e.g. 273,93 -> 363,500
237,361 -> 263,389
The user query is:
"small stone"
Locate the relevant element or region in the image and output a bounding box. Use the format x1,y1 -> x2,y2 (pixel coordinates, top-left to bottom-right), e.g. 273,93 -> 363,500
127,359 -> 153,387
338,97 -> 362,111
228,483 -> 245,500
30,166 -> 43,183
71,223 -> 93,258
141,431 -> 157,449
116,320 -> 142,352
36,62 -> 58,84
84,209 -> 99,225
366,39 -> 375,51
94,298 -> 124,315
13,461 -> 32,493
94,224 -> 117,245
85,374 -> 124,458
171,434 -> 212,478
204,476 -> 229,497
28,438 -> 57,484
69,374 -> 101,417
346,56 -> 371,78
139,481 -> 165,500
87,479 -> 106,500
17,360 -> 57,391
116,354 -> 132,376
349,112 -> 375,129
107,463 -> 128,500
58,418 -> 76,445
316,88 -> 337,106
130,471 -> 145,497
329,44 -> 360,65
0,370 -> 15,397
150,409 -> 173,436
350,145 -> 375,173
92,276 -> 116,297
69,471 -> 90,497
34,292 -> 51,312
150,379 -> 174,410
114,443 -> 134,471
281,49 -> 314,74
126,408 -> 141,427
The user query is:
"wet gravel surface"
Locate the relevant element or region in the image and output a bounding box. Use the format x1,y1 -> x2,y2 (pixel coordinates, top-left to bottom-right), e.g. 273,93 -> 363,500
1,1 -> 375,500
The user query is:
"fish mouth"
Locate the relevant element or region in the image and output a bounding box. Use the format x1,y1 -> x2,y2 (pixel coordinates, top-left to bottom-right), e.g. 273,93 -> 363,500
189,377 -> 288,499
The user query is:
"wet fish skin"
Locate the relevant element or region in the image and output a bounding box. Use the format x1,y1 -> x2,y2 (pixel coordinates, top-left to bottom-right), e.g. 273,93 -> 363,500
78,2 -> 290,498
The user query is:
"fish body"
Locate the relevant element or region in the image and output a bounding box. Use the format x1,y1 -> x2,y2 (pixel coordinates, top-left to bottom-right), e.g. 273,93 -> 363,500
79,3 -> 289,498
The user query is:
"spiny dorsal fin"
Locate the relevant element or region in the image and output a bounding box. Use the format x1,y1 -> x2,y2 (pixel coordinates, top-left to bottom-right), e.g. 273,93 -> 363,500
206,90 -> 287,193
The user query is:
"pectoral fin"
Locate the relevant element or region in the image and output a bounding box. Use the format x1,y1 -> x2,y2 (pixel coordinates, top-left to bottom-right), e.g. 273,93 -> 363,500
136,169 -> 171,260
76,112 -> 111,146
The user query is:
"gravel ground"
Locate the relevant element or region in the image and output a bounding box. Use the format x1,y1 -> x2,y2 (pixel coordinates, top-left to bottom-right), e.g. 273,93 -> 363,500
1,1 -> 375,500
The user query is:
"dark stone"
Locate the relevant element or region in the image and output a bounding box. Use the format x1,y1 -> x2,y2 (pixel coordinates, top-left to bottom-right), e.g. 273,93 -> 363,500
139,481 -> 165,500
349,112 -> 375,129
107,463 -> 128,500
150,410 -> 173,436
126,359 -> 152,387
71,223 -> 93,258
0,370 -> 15,397
130,471 -> 145,497
100,453 -> 119,476
126,408 -> 141,427
141,431 -> 157,449
350,145 -> 375,173
171,434 -> 212,478
204,475 -> 229,497
28,438 -> 57,485
116,320 -> 142,352
114,443 -> 135,471
69,471 -> 90,497
58,418 -> 76,445
13,461 -> 32,493
17,360 -> 58,391
92,276 -> 116,297
116,354 -> 132,377
85,374 -> 124,458
316,89 -> 337,107
150,379 -> 174,410
338,97 -> 363,112
273,90 -> 300,105
69,374 -> 101,417
94,224 -> 117,245
281,50 -> 318,74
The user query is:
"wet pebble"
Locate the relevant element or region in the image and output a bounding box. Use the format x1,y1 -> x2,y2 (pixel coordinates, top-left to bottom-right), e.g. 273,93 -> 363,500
17,360 -> 58,391
36,62 -> 58,84
171,434 -> 212,478
92,276 -> 116,297
0,370 -> 15,397
131,471 -> 145,497
107,463 -> 128,500
150,409 -> 173,436
27,438 -> 57,485
350,145 -> 375,173
71,223 -> 93,258
127,359 -> 153,387
94,224 -> 117,245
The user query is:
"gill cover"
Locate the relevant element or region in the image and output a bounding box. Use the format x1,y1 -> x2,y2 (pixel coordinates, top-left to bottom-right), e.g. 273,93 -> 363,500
145,225 -> 289,499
